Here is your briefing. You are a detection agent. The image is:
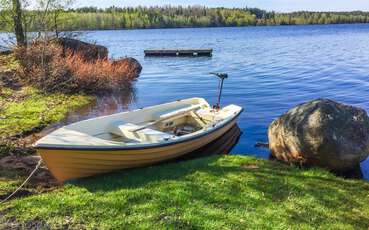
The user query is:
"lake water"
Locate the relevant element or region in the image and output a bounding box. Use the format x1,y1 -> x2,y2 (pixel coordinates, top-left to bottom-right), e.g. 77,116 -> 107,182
4,24 -> 369,158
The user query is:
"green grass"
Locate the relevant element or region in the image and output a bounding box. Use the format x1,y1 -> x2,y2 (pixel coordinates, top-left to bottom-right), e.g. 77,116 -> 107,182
0,168 -> 28,194
0,87 -> 93,157
0,168 -> 44,204
1,155 -> 368,229
0,87 -> 92,139
0,86 -> 93,200
0,54 -> 92,144
0,54 -> 20,72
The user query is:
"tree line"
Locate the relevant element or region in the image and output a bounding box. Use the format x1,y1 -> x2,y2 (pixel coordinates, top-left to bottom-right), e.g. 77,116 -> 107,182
1,5 -> 369,33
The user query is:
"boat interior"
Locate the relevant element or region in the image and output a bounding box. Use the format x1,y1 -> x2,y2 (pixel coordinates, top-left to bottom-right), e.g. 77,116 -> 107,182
36,98 -> 241,147
95,104 -> 218,144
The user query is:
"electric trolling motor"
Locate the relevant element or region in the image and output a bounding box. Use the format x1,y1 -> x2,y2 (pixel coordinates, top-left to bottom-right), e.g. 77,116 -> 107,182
210,72 -> 228,110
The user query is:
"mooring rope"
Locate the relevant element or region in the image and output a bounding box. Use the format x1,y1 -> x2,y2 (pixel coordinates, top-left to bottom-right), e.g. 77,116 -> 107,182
1,159 -> 43,204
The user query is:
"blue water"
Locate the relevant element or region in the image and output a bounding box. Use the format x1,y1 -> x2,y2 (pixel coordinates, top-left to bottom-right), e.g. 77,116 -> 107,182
4,24 -> 369,158
82,24 -> 369,158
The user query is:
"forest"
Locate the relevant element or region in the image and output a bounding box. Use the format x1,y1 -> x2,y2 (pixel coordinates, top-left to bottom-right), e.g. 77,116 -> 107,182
1,6 -> 369,31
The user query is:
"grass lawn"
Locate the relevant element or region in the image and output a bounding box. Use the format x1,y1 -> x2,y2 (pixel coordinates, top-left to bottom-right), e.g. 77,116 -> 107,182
0,86 -> 92,157
0,84 -> 93,203
0,53 -> 19,73
0,87 -> 92,139
1,155 -> 368,229
1,54 -> 92,146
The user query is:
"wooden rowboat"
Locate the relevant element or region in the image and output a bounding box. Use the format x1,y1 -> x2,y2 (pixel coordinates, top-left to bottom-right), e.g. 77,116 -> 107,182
34,98 -> 243,182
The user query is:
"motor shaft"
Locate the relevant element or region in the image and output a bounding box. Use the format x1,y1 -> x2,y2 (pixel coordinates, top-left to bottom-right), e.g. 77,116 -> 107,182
210,72 -> 228,110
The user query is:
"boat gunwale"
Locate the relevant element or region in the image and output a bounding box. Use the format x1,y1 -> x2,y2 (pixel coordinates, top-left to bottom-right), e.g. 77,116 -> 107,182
34,108 -> 243,151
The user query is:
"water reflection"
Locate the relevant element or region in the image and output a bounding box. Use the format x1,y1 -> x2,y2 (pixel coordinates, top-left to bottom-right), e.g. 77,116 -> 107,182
66,89 -> 136,122
26,89 -> 136,143
83,24 -> 369,157
177,125 -> 242,161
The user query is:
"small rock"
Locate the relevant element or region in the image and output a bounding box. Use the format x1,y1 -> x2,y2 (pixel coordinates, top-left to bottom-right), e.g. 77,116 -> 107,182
241,164 -> 259,170
255,142 -> 269,148
34,170 -> 51,180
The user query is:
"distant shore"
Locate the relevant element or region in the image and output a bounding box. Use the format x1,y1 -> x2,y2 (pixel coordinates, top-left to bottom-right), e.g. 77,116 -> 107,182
1,6 -> 369,32
1,23 -> 369,38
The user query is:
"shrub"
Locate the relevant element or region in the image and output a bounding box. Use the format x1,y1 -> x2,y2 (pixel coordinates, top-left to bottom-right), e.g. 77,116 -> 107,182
65,53 -> 137,94
13,41 -> 140,94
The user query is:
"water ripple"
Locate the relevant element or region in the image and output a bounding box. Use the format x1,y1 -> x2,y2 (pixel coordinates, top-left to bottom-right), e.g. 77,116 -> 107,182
79,25 -> 369,156
2,24 -> 368,157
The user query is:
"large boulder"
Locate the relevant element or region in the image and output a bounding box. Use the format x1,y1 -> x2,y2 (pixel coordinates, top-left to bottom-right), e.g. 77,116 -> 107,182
268,99 -> 369,171
112,57 -> 142,79
57,38 -> 108,61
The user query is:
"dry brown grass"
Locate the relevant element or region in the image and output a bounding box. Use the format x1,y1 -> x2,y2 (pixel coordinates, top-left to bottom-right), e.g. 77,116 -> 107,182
65,54 -> 137,94
13,41 -> 139,94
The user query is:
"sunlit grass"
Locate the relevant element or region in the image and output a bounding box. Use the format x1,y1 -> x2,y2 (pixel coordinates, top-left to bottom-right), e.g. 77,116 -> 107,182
0,87 -> 91,138
0,54 -> 20,72
0,87 -> 93,157
1,155 -> 368,229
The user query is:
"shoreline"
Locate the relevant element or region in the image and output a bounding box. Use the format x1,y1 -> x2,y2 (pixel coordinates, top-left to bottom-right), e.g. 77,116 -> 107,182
1,22 -> 369,34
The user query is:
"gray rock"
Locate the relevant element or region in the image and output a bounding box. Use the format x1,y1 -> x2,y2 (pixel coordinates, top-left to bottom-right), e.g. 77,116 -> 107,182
268,99 -> 369,171
57,38 -> 108,61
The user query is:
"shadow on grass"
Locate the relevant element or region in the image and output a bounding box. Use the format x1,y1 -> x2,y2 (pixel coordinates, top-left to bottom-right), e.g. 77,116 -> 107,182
69,136 -> 369,228
245,165 -> 369,227
2,124 -> 368,229
11,151 -> 367,228
72,124 -> 242,189
61,159 -> 367,228
16,123 -> 362,228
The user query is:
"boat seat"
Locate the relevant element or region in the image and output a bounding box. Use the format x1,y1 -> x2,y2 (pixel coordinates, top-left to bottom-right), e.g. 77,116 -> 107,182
109,122 -> 172,143
154,104 -> 202,120
137,127 -> 172,142
130,104 -> 203,132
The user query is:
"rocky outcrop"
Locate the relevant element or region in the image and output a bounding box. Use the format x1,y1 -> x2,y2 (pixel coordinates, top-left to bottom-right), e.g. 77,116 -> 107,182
57,38 -> 108,61
268,99 -> 369,171
112,57 -> 142,79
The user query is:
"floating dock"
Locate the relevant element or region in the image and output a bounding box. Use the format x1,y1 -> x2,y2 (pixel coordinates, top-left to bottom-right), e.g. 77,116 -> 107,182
144,49 -> 212,57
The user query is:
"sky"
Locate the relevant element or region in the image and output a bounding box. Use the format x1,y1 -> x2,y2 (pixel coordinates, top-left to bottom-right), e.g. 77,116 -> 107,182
72,0 -> 369,12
